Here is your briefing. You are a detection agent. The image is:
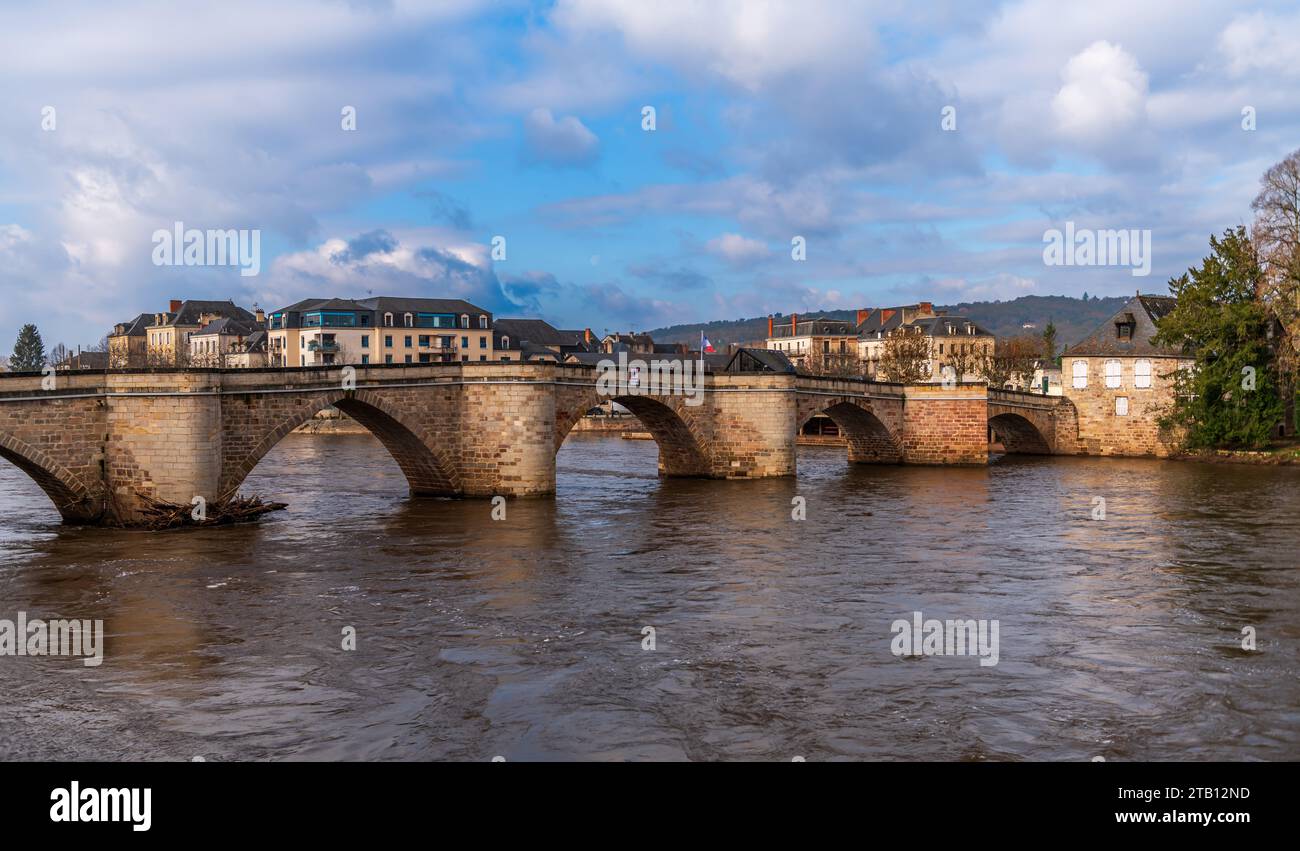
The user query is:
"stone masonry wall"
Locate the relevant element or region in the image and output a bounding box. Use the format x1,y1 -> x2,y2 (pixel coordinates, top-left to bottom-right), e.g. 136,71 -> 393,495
901,383 -> 988,465
1061,356 -> 1186,457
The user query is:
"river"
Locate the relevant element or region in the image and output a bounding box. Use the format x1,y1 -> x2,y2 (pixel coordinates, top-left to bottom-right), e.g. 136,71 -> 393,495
1,432 -> 1297,761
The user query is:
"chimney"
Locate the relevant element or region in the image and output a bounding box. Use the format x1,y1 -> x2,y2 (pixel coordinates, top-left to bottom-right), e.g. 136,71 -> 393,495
856,308 -> 873,327
169,299 -> 182,314
255,308 -> 266,325
767,315 -> 774,337
790,313 -> 798,335
583,328 -> 592,344
918,301 -> 934,316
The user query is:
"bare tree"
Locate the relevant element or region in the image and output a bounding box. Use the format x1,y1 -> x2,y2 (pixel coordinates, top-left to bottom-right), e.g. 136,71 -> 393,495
878,328 -> 931,383
1251,147 -> 1300,432
978,335 -> 1041,389
804,348 -> 862,377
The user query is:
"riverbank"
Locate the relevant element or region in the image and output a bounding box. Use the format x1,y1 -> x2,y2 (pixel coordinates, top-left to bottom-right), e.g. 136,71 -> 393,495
1173,445 -> 1300,465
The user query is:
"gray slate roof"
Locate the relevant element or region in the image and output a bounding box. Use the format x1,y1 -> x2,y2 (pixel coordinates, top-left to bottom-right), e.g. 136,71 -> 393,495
1062,294 -> 1184,358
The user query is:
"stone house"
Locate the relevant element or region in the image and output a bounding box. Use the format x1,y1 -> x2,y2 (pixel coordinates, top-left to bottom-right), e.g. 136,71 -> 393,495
1060,294 -> 1191,456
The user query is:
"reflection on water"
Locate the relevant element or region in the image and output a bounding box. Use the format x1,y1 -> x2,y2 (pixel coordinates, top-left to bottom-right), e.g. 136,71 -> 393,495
0,432 -> 1297,761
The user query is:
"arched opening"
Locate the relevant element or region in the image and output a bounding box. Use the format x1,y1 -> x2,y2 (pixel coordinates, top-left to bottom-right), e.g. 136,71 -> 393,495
554,393 -> 711,479
988,412 -> 1052,455
802,402 -> 902,464
0,437 -> 100,523
221,394 -> 458,503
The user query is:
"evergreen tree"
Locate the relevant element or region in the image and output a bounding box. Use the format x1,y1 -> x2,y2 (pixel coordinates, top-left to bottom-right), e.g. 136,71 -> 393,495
1154,227 -> 1284,449
10,324 -> 45,372
1041,320 -> 1058,361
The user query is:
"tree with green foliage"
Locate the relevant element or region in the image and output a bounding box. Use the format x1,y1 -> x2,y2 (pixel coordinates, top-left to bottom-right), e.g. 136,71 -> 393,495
1154,227 -> 1285,449
10,324 -> 46,372
1041,320 -> 1058,362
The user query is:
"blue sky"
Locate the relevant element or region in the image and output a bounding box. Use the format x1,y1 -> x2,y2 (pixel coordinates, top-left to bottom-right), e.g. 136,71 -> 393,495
1,0 -> 1298,348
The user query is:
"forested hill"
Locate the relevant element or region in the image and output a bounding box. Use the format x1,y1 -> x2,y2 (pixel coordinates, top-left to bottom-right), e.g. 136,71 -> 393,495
647,294 -> 1131,350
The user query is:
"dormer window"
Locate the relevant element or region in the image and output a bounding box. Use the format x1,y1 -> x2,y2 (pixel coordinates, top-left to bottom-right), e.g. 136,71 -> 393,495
460,314 -> 469,329
404,312 -> 413,327
501,336 -> 510,349
383,312 -> 394,327
479,315 -> 488,329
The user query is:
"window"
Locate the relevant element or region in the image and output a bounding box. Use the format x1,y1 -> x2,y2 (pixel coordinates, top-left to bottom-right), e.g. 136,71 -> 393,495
479,355 -> 487,362
1134,359 -> 1152,389
404,355 -> 412,364
361,355 -> 369,365
461,336 -> 469,348
1115,396 -> 1129,416
478,315 -> 488,329
1105,359 -> 1121,389
404,313 -> 413,327
419,335 -> 430,347
1072,360 -> 1088,389
501,336 -> 510,349
385,335 -> 393,347
383,312 -> 393,327
384,354 -> 393,364
460,314 -> 469,329
479,337 -> 487,349
361,335 -> 370,348
404,335 -> 412,347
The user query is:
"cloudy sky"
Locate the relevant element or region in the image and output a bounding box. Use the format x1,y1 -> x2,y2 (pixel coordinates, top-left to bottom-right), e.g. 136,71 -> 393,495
1,0 -> 1297,348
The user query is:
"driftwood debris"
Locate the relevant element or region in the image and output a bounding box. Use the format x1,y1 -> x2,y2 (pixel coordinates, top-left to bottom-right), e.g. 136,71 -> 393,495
135,494 -> 287,530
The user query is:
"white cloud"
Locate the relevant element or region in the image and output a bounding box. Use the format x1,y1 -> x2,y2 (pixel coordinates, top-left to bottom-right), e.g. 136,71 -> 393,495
705,233 -> 770,265
550,0 -> 881,91
1051,41 -> 1149,145
1217,11 -> 1300,79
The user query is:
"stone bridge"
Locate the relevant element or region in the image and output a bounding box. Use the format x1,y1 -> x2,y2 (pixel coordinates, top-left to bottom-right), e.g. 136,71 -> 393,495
987,388 -> 1076,454
0,364 -> 1077,525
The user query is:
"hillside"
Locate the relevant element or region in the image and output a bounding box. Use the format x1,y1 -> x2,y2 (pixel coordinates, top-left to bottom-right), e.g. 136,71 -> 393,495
647,294 -> 1133,351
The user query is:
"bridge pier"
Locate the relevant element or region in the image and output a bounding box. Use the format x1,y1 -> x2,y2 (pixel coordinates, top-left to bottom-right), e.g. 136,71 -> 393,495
900,383 -> 989,465
457,377 -> 557,497
104,373 -> 224,521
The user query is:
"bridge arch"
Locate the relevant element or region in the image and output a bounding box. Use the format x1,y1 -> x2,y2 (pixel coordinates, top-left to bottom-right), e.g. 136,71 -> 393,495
219,390 -> 460,501
0,432 -> 101,522
796,397 -> 903,464
554,387 -> 713,477
988,412 -> 1052,455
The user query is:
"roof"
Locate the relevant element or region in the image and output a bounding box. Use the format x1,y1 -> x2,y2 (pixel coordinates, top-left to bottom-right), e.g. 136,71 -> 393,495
56,351 -> 110,370
909,315 -> 993,338
269,296 -> 491,317
110,312 -> 156,337
771,318 -> 856,338
724,348 -> 796,374
193,317 -> 261,337
1062,294 -> 1184,358
163,300 -> 255,327
493,318 -> 577,349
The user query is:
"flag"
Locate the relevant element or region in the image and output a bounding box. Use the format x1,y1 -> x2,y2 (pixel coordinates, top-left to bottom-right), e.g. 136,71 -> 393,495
700,331 -> 715,353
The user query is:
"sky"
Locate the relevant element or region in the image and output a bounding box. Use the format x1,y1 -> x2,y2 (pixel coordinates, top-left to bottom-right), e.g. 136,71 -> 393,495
1,0 -> 1298,349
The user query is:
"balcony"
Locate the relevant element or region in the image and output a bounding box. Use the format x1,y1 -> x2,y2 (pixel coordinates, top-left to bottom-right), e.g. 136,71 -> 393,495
307,340 -> 339,352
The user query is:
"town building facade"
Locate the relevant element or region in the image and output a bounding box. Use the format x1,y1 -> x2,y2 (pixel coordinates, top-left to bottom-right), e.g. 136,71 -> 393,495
1060,294 -> 1191,456
266,297 -> 495,367
764,314 -> 859,372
